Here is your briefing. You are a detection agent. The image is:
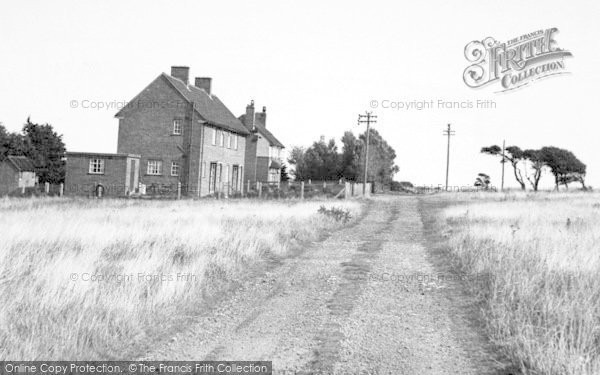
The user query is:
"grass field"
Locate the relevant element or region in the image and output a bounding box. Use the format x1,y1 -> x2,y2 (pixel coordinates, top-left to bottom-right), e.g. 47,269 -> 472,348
440,191 -> 600,375
0,197 -> 362,360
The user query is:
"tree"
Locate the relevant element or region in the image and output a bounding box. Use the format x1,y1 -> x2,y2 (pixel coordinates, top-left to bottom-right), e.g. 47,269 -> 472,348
288,129 -> 399,187
340,131 -> 360,181
301,137 -> 341,180
0,123 -> 26,162
21,117 -> 66,184
287,146 -> 308,180
540,147 -> 587,190
523,149 -> 545,192
280,163 -> 290,182
481,145 -> 526,190
0,123 -> 9,161
357,128 -> 399,188
474,173 -> 491,190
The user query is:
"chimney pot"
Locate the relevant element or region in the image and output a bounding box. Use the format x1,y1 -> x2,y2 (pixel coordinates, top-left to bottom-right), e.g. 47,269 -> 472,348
262,106 -> 266,113
171,66 -> 190,85
194,77 -> 212,95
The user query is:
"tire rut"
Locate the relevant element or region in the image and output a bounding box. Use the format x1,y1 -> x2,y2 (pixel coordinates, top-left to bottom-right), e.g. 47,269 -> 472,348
307,205 -> 400,374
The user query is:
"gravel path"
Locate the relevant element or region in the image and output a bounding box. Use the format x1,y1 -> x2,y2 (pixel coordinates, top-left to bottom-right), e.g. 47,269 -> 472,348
142,196 -> 514,374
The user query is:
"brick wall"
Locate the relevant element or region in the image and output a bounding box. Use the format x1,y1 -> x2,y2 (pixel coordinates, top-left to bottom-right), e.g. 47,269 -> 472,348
116,76 -> 189,193
65,153 -> 135,197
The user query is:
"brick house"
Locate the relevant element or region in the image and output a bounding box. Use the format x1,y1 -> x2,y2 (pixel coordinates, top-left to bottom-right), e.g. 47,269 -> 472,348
64,152 -> 140,197
239,101 -> 285,185
114,66 -> 250,197
0,156 -> 37,195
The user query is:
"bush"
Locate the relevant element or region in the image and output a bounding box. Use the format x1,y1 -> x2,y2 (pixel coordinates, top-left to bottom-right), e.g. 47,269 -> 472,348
317,205 -> 351,223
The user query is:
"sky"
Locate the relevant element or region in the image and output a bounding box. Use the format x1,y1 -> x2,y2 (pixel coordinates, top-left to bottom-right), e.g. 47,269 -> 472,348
1,0 -> 599,189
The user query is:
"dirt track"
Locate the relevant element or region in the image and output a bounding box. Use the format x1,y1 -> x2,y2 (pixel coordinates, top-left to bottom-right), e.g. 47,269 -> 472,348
143,196 -> 514,374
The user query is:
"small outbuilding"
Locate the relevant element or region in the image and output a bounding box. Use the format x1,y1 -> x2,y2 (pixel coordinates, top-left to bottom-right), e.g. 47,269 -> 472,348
0,155 -> 38,196
64,152 -> 141,197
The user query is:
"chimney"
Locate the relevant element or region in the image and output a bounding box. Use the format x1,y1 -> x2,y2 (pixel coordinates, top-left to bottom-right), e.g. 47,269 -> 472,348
194,77 -> 212,94
255,105 -> 267,128
171,66 -> 189,85
242,100 -> 255,131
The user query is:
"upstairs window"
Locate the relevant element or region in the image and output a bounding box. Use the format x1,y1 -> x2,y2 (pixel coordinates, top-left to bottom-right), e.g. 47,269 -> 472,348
147,160 -> 162,175
171,162 -> 180,176
89,158 -> 105,174
234,134 -> 238,150
219,130 -> 224,147
211,127 -> 217,145
226,132 -> 232,149
173,119 -> 182,135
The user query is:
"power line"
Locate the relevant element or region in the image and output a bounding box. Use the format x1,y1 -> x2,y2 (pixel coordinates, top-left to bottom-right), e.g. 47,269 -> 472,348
443,123 -> 455,191
358,111 -> 377,194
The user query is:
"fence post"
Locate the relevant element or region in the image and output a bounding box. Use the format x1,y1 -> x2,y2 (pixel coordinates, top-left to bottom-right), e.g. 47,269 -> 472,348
308,179 -> 312,186
21,185 -> 25,195
177,182 -> 181,200
323,181 -> 326,189
59,183 -> 64,197
345,182 -> 350,199
300,181 -> 304,200
45,182 -> 50,194
258,182 -> 262,198
247,180 -> 250,197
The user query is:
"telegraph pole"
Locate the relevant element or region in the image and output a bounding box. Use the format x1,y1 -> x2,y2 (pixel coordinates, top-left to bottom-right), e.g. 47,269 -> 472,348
501,140 -> 506,192
358,111 -> 377,194
443,124 -> 455,191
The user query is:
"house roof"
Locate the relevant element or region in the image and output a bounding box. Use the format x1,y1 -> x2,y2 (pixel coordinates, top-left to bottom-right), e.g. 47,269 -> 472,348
238,114 -> 285,148
5,156 -> 35,172
162,74 -> 249,135
114,73 -> 250,135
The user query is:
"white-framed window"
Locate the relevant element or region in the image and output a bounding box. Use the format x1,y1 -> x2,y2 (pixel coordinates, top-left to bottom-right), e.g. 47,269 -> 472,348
173,119 -> 182,135
226,132 -> 232,149
89,158 -> 105,174
211,128 -> 216,145
171,161 -> 180,176
219,130 -> 224,147
147,160 -> 162,175
225,164 -> 230,182
234,134 -> 238,150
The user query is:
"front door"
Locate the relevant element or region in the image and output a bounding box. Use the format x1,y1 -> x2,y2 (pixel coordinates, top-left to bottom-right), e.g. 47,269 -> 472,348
209,162 -> 217,194
232,165 -> 239,192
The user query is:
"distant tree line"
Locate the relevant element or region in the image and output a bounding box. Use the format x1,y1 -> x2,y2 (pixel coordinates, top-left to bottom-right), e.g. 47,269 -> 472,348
0,118 -> 66,184
481,145 -> 587,191
287,129 -> 399,187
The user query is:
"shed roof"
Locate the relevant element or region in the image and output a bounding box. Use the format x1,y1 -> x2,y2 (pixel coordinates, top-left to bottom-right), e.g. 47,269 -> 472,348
4,156 -> 35,172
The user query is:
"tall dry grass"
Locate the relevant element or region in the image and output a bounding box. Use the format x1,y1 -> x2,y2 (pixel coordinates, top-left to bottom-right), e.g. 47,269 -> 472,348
0,197 -> 362,359
441,192 -> 600,375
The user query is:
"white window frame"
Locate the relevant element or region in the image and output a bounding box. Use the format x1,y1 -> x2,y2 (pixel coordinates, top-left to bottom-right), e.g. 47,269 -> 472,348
147,160 -> 162,175
211,128 -> 217,145
171,161 -> 180,176
219,130 -> 224,147
234,134 -> 238,150
89,158 -> 105,174
172,119 -> 182,135
226,132 -> 232,149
